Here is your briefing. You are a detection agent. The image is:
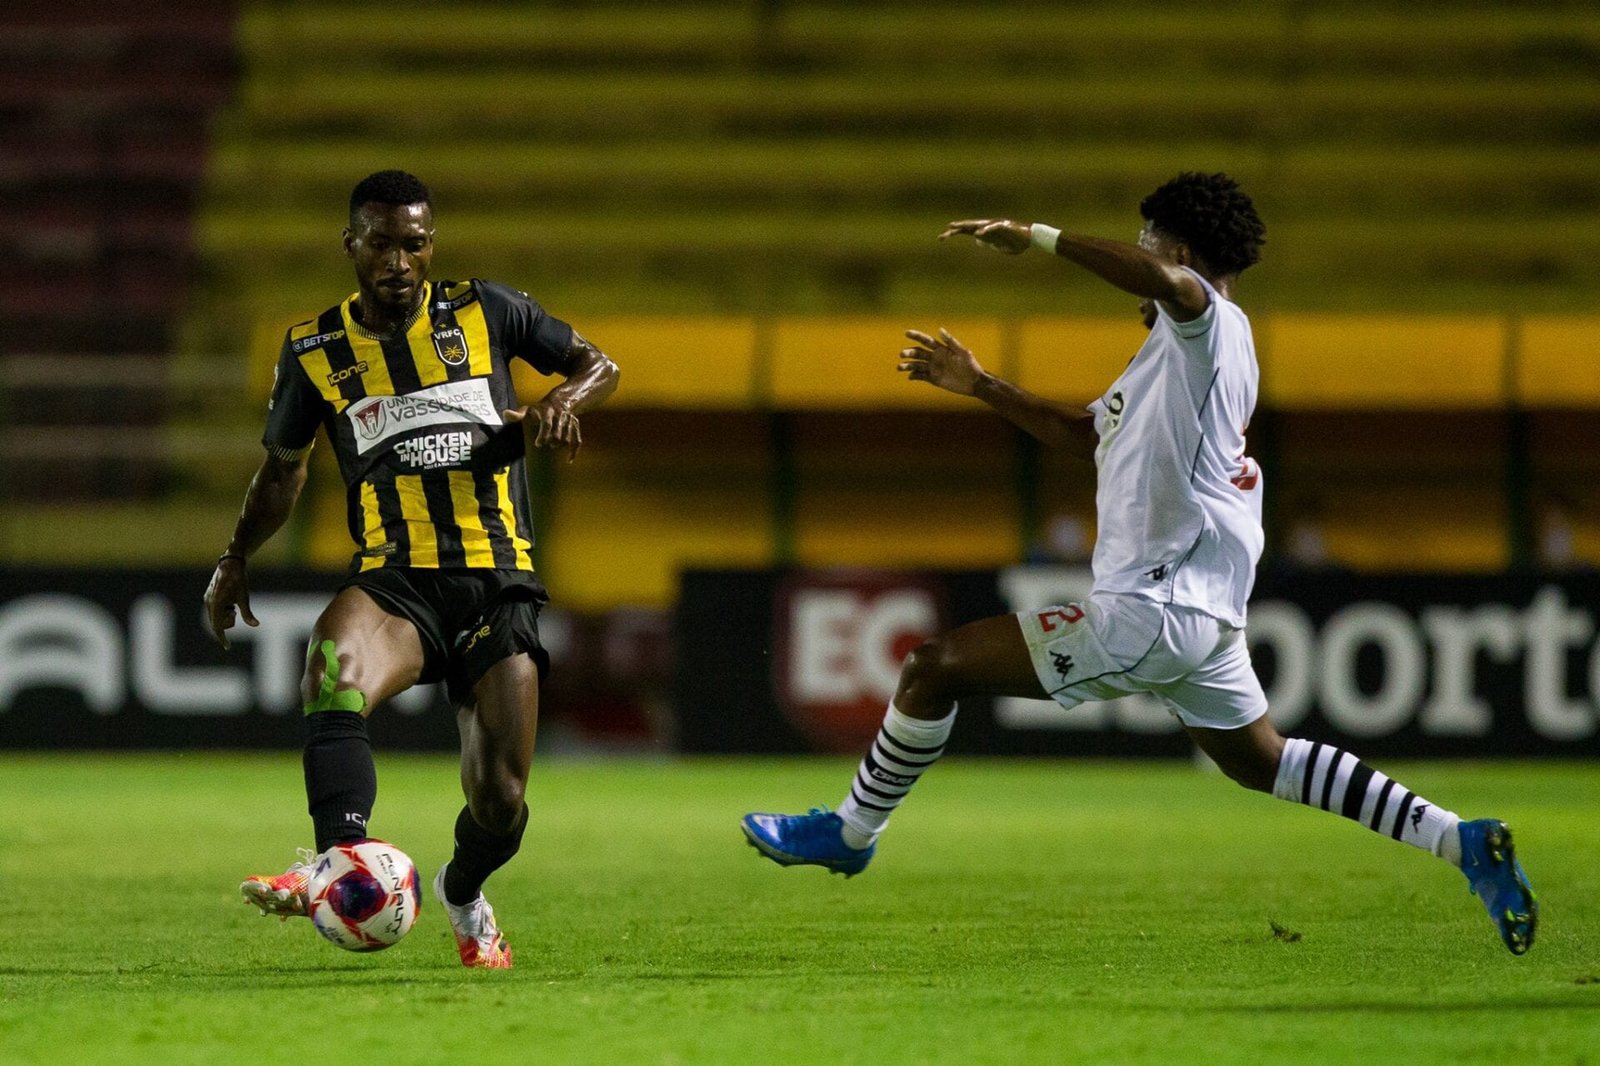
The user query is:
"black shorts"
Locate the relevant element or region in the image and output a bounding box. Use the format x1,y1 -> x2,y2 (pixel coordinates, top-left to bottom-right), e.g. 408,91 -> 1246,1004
338,567 -> 550,706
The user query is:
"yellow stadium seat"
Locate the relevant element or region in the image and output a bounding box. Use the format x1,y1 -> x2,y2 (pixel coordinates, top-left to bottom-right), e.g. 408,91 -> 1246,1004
1515,317 -> 1600,406
769,317 -> 1004,408
1017,317 -> 1148,402
249,315 -> 310,399
523,316 -> 758,408
544,480 -> 772,609
538,416 -> 774,609
793,485 -> 1021,569
1265,315 -> 1508,408
1317,487 -> 1508,572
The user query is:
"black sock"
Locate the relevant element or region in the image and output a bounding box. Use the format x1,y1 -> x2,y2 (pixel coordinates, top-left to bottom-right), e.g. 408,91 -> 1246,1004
443,803 -> 528,905
303,711 -> 377,853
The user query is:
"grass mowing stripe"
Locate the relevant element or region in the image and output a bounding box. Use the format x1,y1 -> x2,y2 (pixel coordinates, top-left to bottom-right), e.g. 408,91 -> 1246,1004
0,755 -> 1594,1064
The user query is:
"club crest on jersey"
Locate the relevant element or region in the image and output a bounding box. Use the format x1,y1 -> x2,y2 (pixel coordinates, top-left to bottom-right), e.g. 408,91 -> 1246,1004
351,398 -> 387,440
432,326 -> 469,367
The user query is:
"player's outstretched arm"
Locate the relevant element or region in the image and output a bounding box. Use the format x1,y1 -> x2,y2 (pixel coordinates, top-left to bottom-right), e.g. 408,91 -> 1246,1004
204,453 -> 309,648
940,218 -> 1209,322
502,331 -> 619,462
899,329 -> 1096,460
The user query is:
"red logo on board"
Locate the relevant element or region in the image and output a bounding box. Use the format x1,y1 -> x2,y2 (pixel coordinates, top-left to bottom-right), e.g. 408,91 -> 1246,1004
771,571 -> 946,752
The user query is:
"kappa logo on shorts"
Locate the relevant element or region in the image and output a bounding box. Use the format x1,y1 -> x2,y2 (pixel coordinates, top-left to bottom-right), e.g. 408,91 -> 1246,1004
1051,651 -> 1075,681
432,326 -> 470,367
1145,564 -> 1168,582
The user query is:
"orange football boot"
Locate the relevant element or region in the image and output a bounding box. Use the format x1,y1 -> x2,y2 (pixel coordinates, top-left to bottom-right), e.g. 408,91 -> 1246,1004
240,848 -> 316,919
432,865 -> 512,968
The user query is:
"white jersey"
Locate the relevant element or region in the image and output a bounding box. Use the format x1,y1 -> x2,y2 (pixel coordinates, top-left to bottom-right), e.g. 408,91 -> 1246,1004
1086,269 -> 1264,627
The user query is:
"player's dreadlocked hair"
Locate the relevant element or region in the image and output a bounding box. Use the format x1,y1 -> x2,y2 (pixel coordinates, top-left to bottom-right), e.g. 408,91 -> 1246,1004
349,170 -> 432,226
1139,172 -> 1265,276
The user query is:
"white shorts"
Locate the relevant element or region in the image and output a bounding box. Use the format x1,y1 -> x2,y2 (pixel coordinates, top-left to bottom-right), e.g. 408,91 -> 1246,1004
1017,593 -> 1268,730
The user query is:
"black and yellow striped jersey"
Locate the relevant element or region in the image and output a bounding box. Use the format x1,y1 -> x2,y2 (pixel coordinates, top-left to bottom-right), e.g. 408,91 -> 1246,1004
262,278 -> 575,574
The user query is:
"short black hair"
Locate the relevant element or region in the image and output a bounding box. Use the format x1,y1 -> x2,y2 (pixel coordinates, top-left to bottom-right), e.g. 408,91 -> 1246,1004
1140,172 -> 1265,276
348,170 -> 431,226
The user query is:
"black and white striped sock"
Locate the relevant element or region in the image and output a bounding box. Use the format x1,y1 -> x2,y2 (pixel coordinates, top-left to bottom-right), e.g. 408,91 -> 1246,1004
837,704 -> 955,850
1273,737 -> 1462,865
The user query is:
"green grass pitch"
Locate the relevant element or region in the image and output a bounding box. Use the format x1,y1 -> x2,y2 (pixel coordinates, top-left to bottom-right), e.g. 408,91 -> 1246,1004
0,754 -> 1595,1064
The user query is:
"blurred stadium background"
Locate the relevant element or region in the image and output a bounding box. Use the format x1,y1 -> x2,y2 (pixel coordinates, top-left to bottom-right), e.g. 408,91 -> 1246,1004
2,0 -> 1599,759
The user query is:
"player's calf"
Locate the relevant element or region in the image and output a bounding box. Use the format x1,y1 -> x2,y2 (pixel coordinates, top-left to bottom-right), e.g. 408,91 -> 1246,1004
440,803 -> 528,910
1273,738 -> 1539,954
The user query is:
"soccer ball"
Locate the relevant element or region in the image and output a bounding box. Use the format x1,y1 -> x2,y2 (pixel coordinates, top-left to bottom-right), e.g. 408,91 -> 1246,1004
307,840 -> 421,952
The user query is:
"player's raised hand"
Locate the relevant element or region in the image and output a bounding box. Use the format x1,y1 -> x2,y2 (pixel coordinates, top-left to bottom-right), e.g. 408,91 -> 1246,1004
203,557 -> 258,650
504,399 -> 582,461
939,218 -> 1031,255
898,328 -> 987,396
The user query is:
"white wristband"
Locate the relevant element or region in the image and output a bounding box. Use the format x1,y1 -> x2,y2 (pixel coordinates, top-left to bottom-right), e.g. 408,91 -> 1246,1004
1030,223 -> 1061,253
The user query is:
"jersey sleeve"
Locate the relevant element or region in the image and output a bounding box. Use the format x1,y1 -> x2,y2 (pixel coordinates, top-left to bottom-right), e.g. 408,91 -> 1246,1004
261,335 -> 325,459
1156,267 -> 1221,354
477,279 -> 577,376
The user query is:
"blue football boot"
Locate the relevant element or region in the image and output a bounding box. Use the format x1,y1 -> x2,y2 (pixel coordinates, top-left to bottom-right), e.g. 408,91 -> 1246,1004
741,807 -> 875,877
1458,819 -> 1538,956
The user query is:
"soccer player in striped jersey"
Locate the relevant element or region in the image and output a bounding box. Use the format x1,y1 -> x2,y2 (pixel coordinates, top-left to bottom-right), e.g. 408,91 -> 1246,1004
204,170 -> 618,968
742,173 -> 1538,956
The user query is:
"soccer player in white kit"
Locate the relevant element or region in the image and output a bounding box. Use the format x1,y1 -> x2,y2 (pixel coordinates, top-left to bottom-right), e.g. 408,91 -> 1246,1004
742,173 -> 1538,955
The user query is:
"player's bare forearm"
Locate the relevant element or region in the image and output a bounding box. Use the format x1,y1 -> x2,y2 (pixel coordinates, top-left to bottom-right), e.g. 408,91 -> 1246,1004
973,373 -> 1097,461
543,333 -> 619,415
506,332 -> 619,460
205,453 -> 304,647
942,218 -> 1207,319
224,454 -> 308,559
1049,233 -> 1206,314
899,328 -> 1094,461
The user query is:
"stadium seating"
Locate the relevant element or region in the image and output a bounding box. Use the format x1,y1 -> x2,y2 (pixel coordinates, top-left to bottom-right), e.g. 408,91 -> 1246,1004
194,1 -> 1600,320
10,1 -> 1600,595
1,3 -> 236,500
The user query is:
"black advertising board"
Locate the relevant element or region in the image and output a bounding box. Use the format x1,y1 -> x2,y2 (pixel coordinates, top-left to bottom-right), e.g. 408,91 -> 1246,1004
675,566 -> 1600,757
0,568 -> 454,749
7,565 -> 1599,756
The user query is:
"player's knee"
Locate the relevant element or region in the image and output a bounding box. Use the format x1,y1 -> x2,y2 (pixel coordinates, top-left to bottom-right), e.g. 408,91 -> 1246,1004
899,638 -> 957,701
301,638 -> 369,714
468,771 -> 527,835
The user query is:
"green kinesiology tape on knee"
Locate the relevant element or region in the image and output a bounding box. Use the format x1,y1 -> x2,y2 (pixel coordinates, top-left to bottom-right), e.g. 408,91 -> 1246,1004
303,638 -> 367,714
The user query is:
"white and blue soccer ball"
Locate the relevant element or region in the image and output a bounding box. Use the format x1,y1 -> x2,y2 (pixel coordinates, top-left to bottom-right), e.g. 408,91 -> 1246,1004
307,839 -> 421,952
